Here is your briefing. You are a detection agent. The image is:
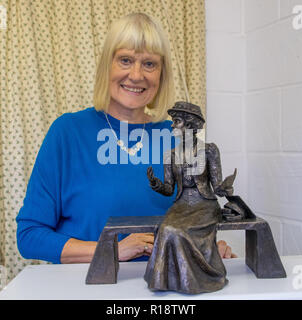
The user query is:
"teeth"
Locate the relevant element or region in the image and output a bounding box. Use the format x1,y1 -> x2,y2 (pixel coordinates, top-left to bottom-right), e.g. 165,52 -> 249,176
122,85 -> 144,93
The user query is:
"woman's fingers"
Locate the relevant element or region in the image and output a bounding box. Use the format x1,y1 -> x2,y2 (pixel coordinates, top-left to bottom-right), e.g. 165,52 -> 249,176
119,236 -> 237,261
142,233 -> 155,243
217,240 -> 226,258
141,233 -> 154,255
217,240 -> 237,259
224,245 -> 232,259
142,243 -> 154,256
118,233 -> 155,261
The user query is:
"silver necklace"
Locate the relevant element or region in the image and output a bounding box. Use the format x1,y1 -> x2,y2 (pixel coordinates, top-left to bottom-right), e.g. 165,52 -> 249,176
103,111 -> 146,156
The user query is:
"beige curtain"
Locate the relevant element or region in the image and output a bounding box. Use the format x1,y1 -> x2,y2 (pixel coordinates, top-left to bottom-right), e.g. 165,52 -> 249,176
0,0 -> 206,289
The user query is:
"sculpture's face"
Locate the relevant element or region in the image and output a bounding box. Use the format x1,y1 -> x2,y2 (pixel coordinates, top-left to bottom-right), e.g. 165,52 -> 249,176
171,114 -> 186,137
171,112 -> 203,136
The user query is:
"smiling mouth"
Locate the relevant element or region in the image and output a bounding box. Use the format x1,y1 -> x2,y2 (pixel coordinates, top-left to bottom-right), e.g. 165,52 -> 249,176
121,84 -> 146,93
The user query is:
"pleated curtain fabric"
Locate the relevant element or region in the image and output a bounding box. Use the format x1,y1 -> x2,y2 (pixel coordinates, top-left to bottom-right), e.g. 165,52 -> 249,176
0,0 -> 206,288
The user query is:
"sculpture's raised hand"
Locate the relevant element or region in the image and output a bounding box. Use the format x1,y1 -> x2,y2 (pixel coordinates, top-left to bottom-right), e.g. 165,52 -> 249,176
215,186 -> 234,197
215,168 -> 237,197
147,166 -> 163,190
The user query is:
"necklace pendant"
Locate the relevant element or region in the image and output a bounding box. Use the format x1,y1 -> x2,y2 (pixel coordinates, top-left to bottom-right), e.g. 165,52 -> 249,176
103,111 -> 145,157
128,148 -> 136,156
117,140 -> 124,147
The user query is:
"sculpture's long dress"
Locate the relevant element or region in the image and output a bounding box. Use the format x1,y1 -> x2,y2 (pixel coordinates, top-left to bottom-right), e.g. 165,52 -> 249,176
144,174 -> 228,294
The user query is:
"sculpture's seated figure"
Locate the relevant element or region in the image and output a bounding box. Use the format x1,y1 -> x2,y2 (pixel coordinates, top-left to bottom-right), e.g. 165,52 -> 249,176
144,101 -> 238,294
85,102 -> 286,288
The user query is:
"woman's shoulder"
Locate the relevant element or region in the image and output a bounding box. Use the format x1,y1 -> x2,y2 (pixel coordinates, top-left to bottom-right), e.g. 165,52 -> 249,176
49,107 -> 95,129
55,106 -> 95,122
45,107 -> 96,141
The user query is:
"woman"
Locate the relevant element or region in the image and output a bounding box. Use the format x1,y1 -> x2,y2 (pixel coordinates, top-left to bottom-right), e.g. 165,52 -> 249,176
144,101 -> 234,294
16,13 -> 234,265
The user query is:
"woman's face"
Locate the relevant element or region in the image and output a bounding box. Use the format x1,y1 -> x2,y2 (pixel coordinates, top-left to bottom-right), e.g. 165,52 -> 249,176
109,48 -> 162,114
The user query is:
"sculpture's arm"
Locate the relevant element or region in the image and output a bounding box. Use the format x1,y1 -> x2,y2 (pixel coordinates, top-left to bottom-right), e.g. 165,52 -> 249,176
147,163 -> 175,196
207,143 -> 223,193
207,143 -> 235,197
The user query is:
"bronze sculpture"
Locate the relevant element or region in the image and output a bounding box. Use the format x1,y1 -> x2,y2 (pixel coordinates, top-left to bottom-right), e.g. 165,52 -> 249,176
144,101 -> 237,294
85,101 -> 286,288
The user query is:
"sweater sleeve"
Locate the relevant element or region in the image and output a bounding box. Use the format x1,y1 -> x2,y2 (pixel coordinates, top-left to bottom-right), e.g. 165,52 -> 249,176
16,115 -> 71,264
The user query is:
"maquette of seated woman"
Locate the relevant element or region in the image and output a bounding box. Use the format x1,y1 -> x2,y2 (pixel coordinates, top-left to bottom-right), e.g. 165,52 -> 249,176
144,101 -> 236,294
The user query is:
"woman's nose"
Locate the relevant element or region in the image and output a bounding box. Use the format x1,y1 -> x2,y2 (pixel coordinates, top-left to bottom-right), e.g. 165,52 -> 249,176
128,63 -> 144,81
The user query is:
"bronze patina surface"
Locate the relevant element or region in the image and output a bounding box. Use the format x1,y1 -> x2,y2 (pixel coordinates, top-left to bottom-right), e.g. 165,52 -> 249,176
144,102 -> 237,293
86,102 -> 286,291
85,214 -> 286,285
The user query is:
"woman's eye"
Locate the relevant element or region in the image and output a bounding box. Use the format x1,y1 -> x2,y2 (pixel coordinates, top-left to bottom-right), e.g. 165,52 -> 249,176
144,61 -> 155,69
120,57 -> 132,65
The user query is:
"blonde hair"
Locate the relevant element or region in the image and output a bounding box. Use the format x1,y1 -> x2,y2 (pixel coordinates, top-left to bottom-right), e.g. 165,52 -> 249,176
93,13 -> 175,122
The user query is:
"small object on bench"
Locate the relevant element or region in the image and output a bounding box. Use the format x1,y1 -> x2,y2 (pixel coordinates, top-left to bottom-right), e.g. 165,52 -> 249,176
222,195 -> 256,222
85,214 -> 286,285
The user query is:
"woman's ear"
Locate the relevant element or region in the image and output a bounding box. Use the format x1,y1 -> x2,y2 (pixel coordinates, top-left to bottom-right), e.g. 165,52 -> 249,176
192,119 -> 204,130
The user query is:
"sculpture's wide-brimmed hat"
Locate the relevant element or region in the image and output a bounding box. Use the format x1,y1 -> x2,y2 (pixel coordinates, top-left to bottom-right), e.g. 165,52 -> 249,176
167,101 -> 205,123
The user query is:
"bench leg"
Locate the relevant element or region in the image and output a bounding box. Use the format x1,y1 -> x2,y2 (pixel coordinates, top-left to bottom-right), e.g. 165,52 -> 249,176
85,231 -> 119,284
245,222 -> 286,278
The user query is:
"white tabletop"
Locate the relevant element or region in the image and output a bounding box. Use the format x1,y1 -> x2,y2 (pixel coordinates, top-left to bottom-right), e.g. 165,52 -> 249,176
0,256 -> 302,300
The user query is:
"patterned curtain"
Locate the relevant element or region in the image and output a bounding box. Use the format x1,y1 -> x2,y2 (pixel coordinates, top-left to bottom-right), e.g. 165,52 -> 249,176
0,0 -> 206,289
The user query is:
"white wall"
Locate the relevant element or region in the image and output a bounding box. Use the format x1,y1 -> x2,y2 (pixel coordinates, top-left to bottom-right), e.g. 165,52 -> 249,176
245,0 -> 302,256
205,0 -> 246,256
205,0 -> 302,257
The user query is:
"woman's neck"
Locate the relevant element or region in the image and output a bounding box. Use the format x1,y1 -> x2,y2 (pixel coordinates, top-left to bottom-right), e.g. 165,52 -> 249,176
107,104 -> 152,124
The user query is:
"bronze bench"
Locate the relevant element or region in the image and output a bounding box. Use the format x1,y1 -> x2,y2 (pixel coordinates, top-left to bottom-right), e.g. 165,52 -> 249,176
85,215 -> 286,284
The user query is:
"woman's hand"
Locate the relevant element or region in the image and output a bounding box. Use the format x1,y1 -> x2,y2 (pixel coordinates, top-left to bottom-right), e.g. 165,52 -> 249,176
118,233 -> 154,261
217,240 -> 237,259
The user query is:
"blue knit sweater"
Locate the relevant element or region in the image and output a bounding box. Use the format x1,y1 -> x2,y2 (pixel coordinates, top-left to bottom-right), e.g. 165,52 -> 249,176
16,107 -> 176,263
